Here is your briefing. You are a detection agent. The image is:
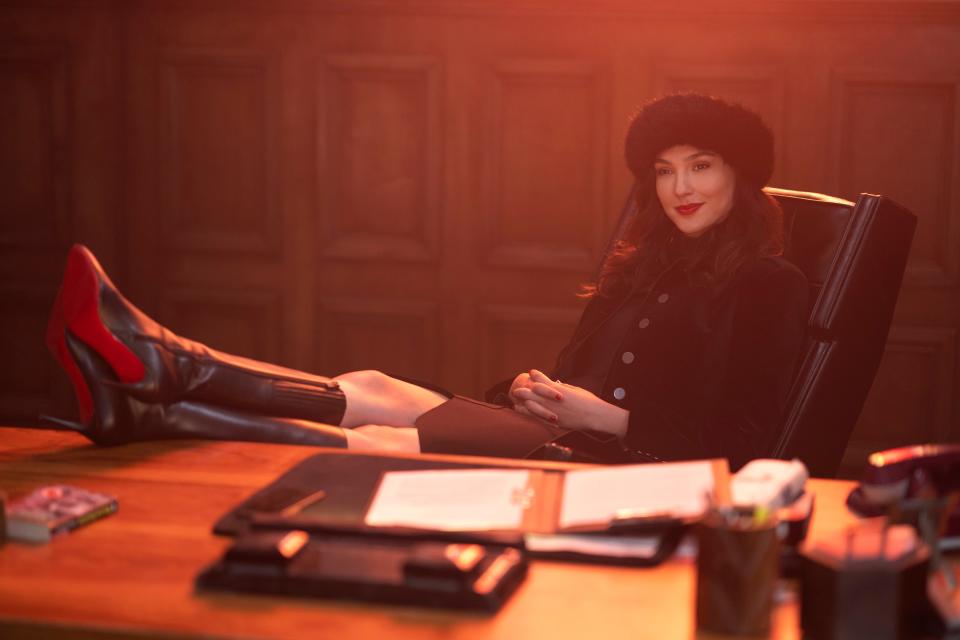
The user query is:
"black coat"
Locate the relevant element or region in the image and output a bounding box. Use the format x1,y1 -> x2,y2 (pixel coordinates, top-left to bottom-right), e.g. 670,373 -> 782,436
551,256 -> 809,470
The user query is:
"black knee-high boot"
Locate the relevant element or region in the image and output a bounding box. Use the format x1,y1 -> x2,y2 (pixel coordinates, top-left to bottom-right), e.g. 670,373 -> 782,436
47,244 -> 347,428
44,332 -> 348,448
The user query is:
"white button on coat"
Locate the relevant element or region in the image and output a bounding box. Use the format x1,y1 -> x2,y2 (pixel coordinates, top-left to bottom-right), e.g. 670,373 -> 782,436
621,351 -> 635,364
613,387 -> 626,400
638,318 -> 650,329
657,293 -> 670,303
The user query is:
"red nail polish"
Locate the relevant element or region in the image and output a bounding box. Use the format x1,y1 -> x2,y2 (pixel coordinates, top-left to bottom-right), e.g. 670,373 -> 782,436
555,393 -> 562,401
550,415 -> 558,422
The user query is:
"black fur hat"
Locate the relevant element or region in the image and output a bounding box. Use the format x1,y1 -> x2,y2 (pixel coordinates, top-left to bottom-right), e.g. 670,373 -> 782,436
625,93 -> 774,187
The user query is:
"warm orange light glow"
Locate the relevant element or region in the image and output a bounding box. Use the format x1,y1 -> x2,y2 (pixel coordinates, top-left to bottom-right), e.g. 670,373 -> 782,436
473,548 -> 521,595
444,543 -> 485,572
277,530 -> 309,559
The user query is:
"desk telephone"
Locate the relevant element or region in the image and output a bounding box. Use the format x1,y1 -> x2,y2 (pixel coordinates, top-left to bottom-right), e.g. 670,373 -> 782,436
847,443 -> 960,538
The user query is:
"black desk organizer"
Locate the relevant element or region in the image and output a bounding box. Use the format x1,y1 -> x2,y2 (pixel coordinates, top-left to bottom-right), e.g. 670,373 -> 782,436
196,527 -> 528,612
199,452 -> 541,611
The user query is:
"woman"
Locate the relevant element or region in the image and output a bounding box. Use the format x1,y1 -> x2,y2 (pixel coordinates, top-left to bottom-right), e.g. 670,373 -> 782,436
43,93 -> 808,469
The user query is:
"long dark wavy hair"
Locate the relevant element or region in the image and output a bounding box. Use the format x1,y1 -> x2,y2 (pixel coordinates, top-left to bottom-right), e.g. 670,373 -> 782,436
583,170 -> 785,299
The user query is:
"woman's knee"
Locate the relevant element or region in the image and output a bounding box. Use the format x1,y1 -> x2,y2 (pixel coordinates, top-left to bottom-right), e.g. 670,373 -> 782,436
335,370 -> 446,427
335,369 -> 392,394
335,370 -> 414,419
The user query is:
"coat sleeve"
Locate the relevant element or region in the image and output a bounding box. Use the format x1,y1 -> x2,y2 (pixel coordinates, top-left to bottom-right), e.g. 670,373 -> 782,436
621,260 -> 809,469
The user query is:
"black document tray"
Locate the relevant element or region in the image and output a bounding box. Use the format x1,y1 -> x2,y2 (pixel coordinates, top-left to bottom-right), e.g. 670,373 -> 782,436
197,527 -> 528,612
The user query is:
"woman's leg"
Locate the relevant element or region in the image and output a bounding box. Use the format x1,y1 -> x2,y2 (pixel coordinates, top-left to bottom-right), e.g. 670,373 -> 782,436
334,370 -> 448,428
48,245 -> 558,459
55,318 -> 437,453
56,332 -> 350,448
46,245 -> 449,447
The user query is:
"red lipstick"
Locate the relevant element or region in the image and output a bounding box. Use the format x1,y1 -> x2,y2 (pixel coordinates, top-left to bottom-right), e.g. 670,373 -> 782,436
675,203 -> 703,215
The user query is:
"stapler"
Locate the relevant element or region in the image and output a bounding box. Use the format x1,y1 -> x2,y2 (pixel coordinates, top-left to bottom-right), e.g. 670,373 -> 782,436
846,443 -> 960,542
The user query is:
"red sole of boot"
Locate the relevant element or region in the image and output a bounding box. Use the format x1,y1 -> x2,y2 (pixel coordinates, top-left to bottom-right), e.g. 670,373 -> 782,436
47,246 -> 146,422
46,282 -> 93,423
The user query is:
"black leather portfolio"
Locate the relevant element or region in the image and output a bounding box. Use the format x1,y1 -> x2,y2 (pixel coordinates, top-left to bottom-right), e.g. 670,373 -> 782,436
210,451 -> 719,567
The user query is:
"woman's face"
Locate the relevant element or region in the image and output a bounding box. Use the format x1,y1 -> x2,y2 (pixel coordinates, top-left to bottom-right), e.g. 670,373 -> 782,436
654,144 -> 736,237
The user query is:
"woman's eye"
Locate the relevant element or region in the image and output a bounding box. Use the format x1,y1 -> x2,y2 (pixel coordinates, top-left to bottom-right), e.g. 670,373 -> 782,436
655,167 -> 672,176
693,162 -> 711,171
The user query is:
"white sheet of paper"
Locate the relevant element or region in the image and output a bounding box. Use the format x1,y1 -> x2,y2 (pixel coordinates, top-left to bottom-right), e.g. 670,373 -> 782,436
364,469 -> 531,531
559,461 -> 715,529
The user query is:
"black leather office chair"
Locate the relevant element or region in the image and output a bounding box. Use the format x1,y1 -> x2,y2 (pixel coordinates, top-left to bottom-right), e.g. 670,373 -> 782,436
768,187 -> 916,476
599,185 -> 917,477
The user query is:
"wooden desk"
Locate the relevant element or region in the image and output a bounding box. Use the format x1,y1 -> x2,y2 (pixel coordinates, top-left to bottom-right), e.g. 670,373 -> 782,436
0,428 -> 859,639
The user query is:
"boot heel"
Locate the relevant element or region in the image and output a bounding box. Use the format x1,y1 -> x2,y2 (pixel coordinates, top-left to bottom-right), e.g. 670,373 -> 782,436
59,245 -> 145,384
38,414 -> 87,432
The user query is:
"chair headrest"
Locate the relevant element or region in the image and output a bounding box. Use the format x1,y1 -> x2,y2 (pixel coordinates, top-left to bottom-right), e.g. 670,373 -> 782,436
766,187 -> 855,286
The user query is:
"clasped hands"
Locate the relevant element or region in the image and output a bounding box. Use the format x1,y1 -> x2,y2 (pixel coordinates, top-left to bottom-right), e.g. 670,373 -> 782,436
509,370 -> 628,438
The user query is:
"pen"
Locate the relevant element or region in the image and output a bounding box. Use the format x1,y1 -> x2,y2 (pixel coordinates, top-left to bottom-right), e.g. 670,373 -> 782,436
280,490 -> 328,517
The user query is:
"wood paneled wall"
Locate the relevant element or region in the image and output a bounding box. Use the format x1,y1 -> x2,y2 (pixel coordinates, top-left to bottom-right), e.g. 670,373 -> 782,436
2,0 -> 958,476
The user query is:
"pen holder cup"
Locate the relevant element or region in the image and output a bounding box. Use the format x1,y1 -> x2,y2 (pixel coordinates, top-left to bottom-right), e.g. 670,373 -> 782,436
695,513 -> 780,636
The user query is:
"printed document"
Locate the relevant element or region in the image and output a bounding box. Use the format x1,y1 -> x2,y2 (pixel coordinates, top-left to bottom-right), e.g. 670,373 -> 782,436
364,460 -> 717,532
558,460 -> 715,529
365,468 -> 531,531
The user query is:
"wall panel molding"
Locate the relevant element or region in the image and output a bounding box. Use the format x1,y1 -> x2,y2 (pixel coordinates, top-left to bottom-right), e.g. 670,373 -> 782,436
317,297 -> 441,381
0,43 -> 71,248
480,58 -> 608,271
0,285 -> 63,421
842,325 -> 957,469
477,304 -> 582,390
159,48 -> 281,255
317,55 -> 441,263
831,68 -> 960,286
160,287 -> 282,363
